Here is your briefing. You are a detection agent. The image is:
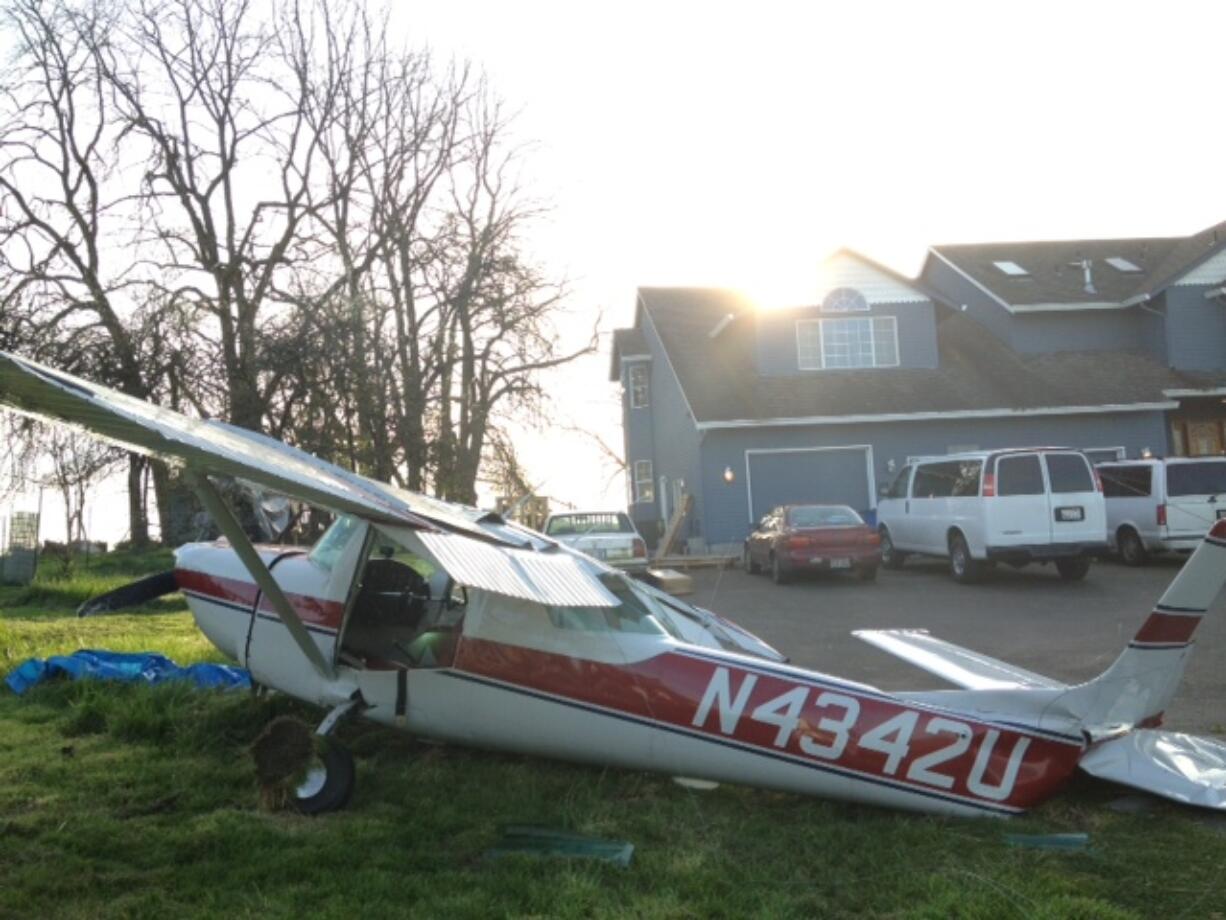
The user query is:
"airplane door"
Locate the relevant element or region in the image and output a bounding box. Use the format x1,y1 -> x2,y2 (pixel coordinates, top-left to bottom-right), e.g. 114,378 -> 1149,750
244,517 -> 368,703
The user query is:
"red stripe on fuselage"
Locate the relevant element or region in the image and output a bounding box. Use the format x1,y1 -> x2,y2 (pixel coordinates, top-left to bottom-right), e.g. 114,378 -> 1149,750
1134,611 -> 1200,645
174,569 -> 345,631
453,637 -> 1082,810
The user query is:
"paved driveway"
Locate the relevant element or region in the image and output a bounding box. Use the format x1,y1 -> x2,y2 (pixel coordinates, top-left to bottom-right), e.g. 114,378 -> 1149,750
684,555 -> 1226,735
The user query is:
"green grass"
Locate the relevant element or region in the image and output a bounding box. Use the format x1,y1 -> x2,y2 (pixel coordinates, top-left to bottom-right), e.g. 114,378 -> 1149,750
3,552 -> 1226,918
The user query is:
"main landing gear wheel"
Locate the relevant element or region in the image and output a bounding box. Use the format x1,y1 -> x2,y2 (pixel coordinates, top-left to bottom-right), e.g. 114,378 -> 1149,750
293,738 -> 356,815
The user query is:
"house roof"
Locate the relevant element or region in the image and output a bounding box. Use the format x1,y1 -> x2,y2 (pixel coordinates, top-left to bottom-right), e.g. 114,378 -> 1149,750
608,327 -> 650,380
625,286 -> 1225,427
929,218 -> 1226,309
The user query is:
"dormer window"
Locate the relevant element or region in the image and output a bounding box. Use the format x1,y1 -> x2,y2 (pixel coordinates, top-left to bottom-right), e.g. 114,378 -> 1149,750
822,287 -> 870,312
993,260 -> 1028,276
797,317 -> 899,370
629,364 -> 649,409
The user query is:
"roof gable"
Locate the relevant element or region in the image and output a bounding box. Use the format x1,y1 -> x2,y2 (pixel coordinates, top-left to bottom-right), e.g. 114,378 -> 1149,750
818,249 -> 930,305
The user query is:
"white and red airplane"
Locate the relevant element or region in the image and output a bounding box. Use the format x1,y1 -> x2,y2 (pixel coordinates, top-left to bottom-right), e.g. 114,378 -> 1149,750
3,349 -> 1225,816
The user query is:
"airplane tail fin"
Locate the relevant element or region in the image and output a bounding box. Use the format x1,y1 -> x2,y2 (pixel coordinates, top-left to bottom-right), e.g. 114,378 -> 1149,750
1071,519 -> 1226,732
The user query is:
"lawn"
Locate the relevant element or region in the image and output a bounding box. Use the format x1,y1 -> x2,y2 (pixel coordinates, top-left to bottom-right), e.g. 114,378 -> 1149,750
2,551 -> 1224,919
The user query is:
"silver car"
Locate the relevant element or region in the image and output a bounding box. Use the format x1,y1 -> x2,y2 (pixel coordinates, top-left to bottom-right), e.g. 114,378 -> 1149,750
542,511 -> 649,573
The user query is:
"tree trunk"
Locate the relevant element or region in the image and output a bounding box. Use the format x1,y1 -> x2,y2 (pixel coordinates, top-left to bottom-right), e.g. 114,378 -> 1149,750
127,454 -> 150,547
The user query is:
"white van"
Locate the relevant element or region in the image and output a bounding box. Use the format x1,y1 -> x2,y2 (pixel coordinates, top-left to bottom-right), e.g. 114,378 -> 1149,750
876,448 -> 1107,583
1097,457 -> 1226,565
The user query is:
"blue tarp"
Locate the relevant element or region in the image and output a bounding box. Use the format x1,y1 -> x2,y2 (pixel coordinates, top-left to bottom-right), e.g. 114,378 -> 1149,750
4,649 -> 251,695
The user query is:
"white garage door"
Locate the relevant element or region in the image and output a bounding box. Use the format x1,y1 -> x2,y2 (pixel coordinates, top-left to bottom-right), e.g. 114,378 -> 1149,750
746,447 -> 874,524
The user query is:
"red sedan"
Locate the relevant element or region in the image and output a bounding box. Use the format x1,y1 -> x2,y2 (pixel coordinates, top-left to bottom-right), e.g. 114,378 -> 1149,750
743,504 -> 881,584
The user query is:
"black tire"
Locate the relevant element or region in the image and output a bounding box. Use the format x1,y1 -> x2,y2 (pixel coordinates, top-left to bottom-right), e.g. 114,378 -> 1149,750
743,543 -> 760,575
1118,527 -> 1148,567
879,528 -> 906,570
948,533 -> 980,584
1055,557 -> 1091,581
770,553 -> 789,585
293,739 -> 356,815
855,564 -> 878,582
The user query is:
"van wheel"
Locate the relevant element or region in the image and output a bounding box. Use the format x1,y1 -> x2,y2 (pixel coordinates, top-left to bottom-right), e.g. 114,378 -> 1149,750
948,533 -> 980,584
880,528 -> 906,570
1118,528 -> 1148,567
743,543 -> 760,575
1055,557 -> 1091,581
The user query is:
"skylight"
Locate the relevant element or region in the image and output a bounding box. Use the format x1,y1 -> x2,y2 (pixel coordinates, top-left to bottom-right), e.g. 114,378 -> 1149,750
993,260 -> 1029,276
1105,256 -> 1142,273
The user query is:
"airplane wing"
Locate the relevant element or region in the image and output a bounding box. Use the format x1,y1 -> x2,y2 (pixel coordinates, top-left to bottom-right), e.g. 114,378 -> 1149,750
0,350 -> 490,537
853,629 -> 1068,691
1078,730 -> 1226,810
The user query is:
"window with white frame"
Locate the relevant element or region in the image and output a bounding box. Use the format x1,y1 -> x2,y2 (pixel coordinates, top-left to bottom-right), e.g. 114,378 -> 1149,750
633,460 -> 655,503
796,317 -> 899,370
629,364 -> 649,409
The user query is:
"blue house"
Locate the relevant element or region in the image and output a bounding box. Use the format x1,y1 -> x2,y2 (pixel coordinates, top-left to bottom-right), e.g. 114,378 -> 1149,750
611,222 -> 1226,554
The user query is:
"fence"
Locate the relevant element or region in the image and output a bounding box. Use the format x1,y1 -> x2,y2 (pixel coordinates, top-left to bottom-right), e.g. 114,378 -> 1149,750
0,510 -> 41,585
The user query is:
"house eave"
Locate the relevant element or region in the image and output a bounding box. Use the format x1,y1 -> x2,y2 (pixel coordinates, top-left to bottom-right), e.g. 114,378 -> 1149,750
694,402 -> 1180,431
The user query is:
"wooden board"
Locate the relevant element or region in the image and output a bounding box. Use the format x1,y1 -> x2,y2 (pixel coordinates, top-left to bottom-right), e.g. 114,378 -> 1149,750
655,494 -> 694,560
644,568 -> 693,596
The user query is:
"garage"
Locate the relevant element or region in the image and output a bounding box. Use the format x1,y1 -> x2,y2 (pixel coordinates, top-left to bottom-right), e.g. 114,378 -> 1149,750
745,446 -> 876,524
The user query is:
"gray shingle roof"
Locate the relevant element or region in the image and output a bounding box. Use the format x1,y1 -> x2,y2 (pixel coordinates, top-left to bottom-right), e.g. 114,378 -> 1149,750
624,286 -> 1224,425
930,219 -> 1226,307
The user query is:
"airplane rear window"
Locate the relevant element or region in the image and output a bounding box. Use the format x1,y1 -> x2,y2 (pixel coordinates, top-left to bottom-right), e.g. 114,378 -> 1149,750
545,576 -> 666,635
1045,454 -> 1093,493
1167,462 -> 1226,497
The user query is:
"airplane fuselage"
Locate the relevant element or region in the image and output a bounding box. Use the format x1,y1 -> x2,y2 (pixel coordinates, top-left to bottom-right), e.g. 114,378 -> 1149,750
175,541 -> 1084,817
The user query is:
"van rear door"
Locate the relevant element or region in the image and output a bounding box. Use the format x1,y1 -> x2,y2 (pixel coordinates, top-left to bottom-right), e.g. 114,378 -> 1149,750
1165,460 -> 1226,538
1043,452 -> 1104,547
988,453 -> 1049,549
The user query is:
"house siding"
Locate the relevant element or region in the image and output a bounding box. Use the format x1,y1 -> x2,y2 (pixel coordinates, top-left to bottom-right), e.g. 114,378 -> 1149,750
921,256 -> 1016,347
1163,286 -> 1226,371
620,356 -> 657,531
754,300 -> 939,376
1007,309 -> 1149,354
637,313 -> 704,546
697,410 -> 1169,550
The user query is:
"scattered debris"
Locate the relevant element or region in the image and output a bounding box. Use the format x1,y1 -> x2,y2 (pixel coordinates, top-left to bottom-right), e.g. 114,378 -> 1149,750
484,825 -> 634,867
251,717 -> 316,812
1004,833 -> 1090,852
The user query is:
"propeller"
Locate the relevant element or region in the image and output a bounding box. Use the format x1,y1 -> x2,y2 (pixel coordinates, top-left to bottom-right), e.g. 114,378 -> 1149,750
76,571 -> 179,617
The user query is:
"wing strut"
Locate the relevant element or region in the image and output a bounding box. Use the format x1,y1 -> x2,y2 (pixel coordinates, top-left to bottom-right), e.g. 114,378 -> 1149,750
187,471 -> 336,681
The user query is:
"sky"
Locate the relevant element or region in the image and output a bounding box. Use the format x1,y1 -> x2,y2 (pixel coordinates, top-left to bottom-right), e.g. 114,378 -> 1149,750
13,0 -> 1226,544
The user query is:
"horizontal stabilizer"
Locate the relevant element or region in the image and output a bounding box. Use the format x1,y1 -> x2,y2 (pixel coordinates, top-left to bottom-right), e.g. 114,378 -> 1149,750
853,629 -> 1068,691
1079,730 -> 1226,810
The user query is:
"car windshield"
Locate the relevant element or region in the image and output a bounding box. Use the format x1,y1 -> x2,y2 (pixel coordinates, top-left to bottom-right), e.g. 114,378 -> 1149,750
545,513 -> 634,536
787,505 -> 863,527
1167,462 -> 1226,497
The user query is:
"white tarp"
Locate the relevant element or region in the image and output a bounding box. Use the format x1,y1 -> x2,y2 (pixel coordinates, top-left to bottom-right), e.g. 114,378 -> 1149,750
1079,729 -> 1226,810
